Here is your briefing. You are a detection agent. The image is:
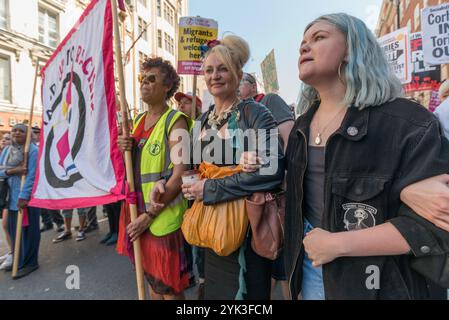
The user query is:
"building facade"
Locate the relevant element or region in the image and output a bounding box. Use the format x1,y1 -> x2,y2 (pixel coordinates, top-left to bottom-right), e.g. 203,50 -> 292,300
122,0 -> 193,115
376,0 -> 449,108
0,0 -> 190,135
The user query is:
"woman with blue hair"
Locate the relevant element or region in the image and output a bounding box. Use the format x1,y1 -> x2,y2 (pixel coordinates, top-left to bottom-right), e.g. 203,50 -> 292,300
281,13 -> 449,300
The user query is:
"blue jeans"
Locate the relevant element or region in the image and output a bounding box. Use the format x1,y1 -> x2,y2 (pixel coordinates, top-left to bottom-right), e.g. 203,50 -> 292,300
301,219 -> 325,300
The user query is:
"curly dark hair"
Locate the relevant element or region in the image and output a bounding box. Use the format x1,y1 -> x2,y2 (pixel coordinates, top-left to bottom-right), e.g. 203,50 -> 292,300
141,57 -> 180,100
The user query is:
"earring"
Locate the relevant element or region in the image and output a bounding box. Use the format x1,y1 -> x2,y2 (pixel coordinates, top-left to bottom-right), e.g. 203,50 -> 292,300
338,62 -> 346,83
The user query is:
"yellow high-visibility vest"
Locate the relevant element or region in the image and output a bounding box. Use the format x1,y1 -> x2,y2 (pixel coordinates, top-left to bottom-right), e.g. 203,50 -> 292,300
132,108 -> 192,237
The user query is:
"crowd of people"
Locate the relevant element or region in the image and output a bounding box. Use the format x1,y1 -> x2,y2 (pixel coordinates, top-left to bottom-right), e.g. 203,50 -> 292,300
1,12 -> 449,300
0,125 -> 122,276
113,12 -> 449,300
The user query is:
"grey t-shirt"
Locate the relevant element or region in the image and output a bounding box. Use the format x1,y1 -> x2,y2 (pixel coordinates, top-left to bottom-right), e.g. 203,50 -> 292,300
304,146 -> 325,228
259,94 -> 295,126
434,98 -> 449,140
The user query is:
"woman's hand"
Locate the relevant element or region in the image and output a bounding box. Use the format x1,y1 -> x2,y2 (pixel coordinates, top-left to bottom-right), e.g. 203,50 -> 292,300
17,198 -> 29,210
303,228 -> 346,267
400,174 -> 449,231
239,151 -> 262,173
182,180 -> 206,201
117,135 -> 133,153
150,179 -> 166,210
127,213 -> 152,242
8,163 -> 27,176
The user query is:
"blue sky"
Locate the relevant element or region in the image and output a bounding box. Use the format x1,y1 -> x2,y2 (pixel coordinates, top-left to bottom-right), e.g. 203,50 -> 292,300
189,0 -> 383,104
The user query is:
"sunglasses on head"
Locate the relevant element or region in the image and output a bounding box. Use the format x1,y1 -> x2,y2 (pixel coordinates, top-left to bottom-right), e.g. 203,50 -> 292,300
138,73 -> 157,84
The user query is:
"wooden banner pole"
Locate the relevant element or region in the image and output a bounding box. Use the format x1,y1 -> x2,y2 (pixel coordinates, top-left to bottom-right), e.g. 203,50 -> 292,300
191,74 -> 198,119
111,0 -> 146,300
11,59 -> 40,278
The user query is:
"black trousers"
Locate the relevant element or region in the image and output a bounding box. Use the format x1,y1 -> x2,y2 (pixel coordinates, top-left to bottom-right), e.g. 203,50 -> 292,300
204,238 -> 272,300
86,206 -> 98,227
41,209 -> 63,227
103,201 -> 121,234
8,208 -> 41,269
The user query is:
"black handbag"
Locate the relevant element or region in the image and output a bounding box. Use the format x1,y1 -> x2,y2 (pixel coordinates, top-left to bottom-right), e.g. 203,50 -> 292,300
0,178 -> 9,210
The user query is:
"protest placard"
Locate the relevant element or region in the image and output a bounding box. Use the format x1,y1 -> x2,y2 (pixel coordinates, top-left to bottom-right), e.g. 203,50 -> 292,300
261,49 -> 280,93
178,16 -> 218,75
378,27 -> 412,84
404,32 -> 440,94
422,3 -> 449,65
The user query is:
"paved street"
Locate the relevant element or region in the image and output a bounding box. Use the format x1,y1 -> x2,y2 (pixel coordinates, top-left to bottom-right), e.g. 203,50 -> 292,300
0,208 -> 200,300
0,208 -> 283,300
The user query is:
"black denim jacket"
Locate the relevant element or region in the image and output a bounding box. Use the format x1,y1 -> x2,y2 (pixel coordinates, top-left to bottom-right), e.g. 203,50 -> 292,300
284,98 -> 449,300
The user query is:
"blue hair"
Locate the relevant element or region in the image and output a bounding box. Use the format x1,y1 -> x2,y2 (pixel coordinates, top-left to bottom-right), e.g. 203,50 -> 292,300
298,13 -> 403,113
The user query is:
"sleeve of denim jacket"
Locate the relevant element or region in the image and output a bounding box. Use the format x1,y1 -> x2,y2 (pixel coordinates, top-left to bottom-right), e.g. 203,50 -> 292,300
0,147 -> 9,179
388,117 -> 449,286
389,204 -> 449,287
18,145 -> 38,200
203,104 -> 285,205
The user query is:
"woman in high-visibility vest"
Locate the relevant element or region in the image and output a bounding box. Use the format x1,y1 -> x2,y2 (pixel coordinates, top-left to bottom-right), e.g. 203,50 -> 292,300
117,57 -> 191,300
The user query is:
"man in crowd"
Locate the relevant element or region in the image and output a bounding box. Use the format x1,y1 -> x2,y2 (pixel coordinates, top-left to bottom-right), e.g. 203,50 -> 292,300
435,79 -> 449,139
238,72 -> 295,299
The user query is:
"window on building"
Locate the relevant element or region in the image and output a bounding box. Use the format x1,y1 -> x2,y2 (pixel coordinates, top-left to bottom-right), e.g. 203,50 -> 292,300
138,17 -> 147,42
138,0 -> 146,7
163,2 -> 174,26
414,4 -> 421,30
164,32 -> 169,52
38,7 -> 59,48
405,0 -> 410,11
0,0 -> 8,29
163,33 -> 174,55
157,0 -> 161,17
139,51 -> 149,71
163,32 -> 175,55
170,36 -> 174,55
157,29 -> 162,48
169,6 -> 174,26
0,55 -> 11,102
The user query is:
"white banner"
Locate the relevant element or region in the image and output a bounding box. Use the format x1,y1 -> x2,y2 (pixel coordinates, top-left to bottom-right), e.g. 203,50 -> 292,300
378,27 -> 412,84
30,0 -> 125,209
422,3 -> 449,65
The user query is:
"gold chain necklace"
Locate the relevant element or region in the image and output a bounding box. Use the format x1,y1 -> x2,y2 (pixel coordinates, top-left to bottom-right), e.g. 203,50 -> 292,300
314,107 -> 346,145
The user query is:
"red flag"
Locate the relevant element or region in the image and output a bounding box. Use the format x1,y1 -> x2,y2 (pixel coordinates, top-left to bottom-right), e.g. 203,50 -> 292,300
117,0 -> 126,12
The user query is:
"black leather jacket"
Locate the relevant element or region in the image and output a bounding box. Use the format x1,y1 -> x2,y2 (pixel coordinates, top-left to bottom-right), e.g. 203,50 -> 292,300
196,100 -> 285,205
284,98 -> 449,300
